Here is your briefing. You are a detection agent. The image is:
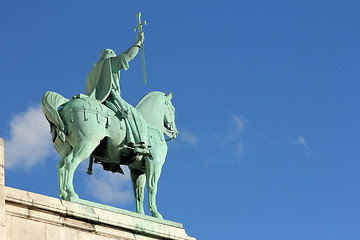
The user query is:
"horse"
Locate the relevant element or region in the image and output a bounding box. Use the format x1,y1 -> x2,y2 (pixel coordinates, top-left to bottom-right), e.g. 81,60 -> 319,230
41,91 -> 178,219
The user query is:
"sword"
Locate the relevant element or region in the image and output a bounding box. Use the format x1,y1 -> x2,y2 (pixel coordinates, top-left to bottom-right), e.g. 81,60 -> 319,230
134,12 -> 147,84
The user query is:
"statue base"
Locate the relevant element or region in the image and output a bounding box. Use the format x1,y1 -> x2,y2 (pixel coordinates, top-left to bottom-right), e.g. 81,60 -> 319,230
0,138 -> 195,240
3,186 -> 195,240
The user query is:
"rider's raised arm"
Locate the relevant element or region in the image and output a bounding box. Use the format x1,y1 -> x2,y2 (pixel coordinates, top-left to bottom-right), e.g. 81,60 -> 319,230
125,32 -> 144,61
111,32 -> 144,72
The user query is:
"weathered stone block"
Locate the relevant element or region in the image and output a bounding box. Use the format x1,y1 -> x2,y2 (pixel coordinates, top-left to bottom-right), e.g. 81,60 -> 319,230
11,216 -> 46,240
63,227 -> 79,240
0,138 -> 5,240
45,223 -> 64,240
4,186 -> 195,239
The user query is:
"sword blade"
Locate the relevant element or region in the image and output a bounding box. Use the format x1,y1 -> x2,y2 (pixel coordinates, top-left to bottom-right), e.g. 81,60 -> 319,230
141,43 -> 146,84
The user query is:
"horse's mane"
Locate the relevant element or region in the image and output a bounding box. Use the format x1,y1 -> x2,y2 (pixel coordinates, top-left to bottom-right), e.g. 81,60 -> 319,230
135,91 -> 165,110
135,91 -> 166,129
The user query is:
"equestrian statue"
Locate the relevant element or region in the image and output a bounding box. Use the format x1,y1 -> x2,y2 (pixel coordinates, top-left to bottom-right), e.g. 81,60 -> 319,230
41,13 -> 178,219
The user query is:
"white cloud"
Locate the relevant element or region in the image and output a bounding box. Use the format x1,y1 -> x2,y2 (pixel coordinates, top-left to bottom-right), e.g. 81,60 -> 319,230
294,135 -> 313,156
295,135 -> 307,147
231,114 -> 249,133
5,105 -> 54,170
202,158 -> 224,168
223,114 -> 250,142
179,128 -> 199,146
204,114 -> 249,167
233,142 -> 244,157
226,114 -> 248,156
86,166 -> 133,205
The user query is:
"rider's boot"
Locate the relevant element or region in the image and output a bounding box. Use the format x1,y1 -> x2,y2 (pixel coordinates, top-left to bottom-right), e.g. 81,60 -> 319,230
133,142 -> 151,156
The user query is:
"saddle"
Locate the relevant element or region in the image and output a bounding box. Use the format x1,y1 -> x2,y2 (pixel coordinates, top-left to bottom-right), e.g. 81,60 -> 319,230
71,94 -> 150,175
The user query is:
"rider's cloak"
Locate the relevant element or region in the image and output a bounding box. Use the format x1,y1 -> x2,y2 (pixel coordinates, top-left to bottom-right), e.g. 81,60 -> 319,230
85,51 -> 150,150
85,53 -> 129,102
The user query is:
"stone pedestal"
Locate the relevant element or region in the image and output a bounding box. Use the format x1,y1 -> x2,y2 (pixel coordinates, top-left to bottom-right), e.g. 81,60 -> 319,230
0,138 -> 195,240
4,187 -> 195,240
0,138 -> 5,240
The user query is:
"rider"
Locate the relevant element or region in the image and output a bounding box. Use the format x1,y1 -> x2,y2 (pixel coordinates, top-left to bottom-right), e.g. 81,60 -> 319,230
85,32 -> 150,156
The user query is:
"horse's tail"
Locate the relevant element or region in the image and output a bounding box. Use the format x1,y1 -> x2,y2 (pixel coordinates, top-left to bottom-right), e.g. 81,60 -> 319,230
41,91 -> 70,142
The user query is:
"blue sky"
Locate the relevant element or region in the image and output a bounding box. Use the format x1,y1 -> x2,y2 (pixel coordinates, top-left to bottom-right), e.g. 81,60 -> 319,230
1,1 -> 360,239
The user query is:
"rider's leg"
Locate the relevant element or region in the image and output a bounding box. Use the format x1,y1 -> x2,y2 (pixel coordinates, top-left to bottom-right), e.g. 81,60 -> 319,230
107,91 -> 128,119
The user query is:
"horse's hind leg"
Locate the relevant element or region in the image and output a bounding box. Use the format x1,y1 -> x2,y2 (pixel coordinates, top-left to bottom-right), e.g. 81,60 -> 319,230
57,141 -> 73,200
130,168 -> 146,215
58,153 -> 72,199
64,140 -> 99,201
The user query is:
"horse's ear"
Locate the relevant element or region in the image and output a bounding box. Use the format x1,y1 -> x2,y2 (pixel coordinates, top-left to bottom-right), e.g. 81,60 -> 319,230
167,91 -> 173,100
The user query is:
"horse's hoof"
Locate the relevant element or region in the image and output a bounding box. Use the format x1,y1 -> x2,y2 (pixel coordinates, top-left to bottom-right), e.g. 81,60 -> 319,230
151,212 -> 163,219
59,191 -> 68,200
137,210 -> 145,215
69,194 -> 79,201
65,191 -> 79,201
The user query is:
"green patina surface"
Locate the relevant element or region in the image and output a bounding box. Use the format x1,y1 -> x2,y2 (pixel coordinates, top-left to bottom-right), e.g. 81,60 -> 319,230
69,198 -> 183,228
42,12 -> 179,220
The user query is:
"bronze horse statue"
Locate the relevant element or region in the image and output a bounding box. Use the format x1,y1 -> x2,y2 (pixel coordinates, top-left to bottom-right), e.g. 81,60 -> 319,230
41,91 -> 177,219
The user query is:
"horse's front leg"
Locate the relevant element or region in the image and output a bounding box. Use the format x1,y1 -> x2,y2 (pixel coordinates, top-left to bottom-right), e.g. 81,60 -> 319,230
130,168 -> 146,215
145,156 -> 164,219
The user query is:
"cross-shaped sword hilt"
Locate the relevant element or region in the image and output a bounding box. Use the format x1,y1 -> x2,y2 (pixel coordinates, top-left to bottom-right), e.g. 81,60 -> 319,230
133,12 -> 147,84
134,12 -> 146,33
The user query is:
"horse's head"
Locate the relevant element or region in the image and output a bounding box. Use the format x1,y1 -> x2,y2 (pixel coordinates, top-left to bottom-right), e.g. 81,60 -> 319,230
136,91 -> 178,139
163,92 -> 178,139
